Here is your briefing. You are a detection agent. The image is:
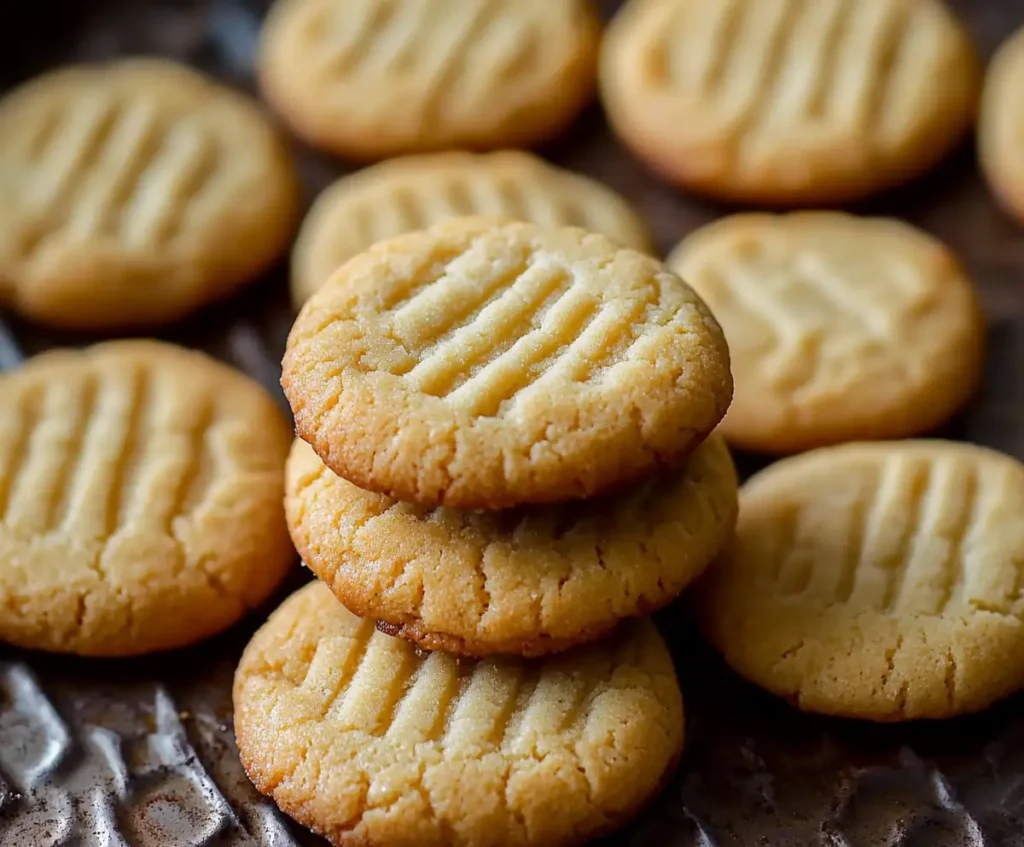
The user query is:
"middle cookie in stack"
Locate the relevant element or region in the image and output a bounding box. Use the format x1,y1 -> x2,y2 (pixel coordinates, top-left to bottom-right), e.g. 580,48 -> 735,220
256,216 -> 737,846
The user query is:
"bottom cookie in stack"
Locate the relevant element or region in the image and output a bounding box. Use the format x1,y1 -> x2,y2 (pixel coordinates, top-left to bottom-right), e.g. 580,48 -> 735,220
234,433 -> 739,845
233,580 -> 684,847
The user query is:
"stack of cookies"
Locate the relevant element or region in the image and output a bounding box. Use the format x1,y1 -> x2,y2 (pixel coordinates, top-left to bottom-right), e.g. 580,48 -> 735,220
232,216 -> 739,847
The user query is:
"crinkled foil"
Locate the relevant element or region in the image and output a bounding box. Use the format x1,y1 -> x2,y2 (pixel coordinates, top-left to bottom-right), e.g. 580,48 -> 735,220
0,1 -> 1023,844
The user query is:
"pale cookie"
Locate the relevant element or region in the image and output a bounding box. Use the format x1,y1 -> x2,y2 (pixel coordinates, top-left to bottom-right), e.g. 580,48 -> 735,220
697,441 -> 1024,721
600,0 -> 979,204
667,213 -> 983,454
286,434 -> 736,656
258,0 -> 601,159
0,58 -> 299,329
979,25 -> 1024,224
290,151 -> 653,308
234,581 -> 684,847
0,341 -> 295,657
283,217 -> 732,509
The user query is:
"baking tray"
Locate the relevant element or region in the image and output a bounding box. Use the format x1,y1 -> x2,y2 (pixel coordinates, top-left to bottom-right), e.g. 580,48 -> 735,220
1,0 -> 1023,845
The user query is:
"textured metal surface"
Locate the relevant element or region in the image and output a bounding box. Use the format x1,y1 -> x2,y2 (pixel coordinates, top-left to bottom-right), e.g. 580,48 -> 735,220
0,0 -> 1023,845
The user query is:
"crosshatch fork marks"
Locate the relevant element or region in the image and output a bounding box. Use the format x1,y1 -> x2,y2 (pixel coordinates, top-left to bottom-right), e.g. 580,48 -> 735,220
312,0 -> 539,116
879,460 -> 930,613
0,367 -> 224,554
318,628 -> 622,755
705,247 -> 908,391
20,94 -> 220,256
41,374 -> 98,532
929,465 -> 977,616
830,469 -> 873,605
0,387 -> 42,523
667,0 -> 927,146
402,263 -> 574,398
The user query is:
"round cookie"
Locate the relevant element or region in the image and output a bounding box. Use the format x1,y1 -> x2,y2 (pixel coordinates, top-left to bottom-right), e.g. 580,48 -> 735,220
599,0 -> 979,204
0,59 -> 299,329
290,151 -> 653,308
283,216 -> 733,509
667,212 -> 983,454
285,434 -> 737,656
697,441 -> 1024,721
0,341 -> 295,656
234,580 -> 685,847
979,25 -> 1024,224
258,0 -> 601,159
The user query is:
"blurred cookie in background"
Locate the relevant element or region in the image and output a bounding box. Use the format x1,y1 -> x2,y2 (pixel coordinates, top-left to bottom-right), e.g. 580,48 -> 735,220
290,151 -> 652,308
600,0 -> 979,205
980,24 -> 1024,225
668,213 -> 984,453
0,59 -> 299,330
258,0 -> 601,159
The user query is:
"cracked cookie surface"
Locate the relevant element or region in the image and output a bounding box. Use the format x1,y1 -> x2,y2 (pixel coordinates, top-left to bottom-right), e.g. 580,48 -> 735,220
283,217 -> 732,509
0,340 -> 295,656
285,435 -> 737,656
697,441 -> 1024,720
233,580 -> 684,847
599,0 -> 978,204
667,213 -> 984,453
0,58 -> 299,329
258,0 -> 600,159
290,150 -> 652,308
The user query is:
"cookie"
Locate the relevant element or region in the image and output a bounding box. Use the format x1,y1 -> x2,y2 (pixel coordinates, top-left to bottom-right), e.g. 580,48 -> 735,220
667,213 -> 983,454
0,58 -> 299,329
599,0 -> 979,204
0,341 -> 294,656
290,151 -> 653,308
258,0 -> 601,159
285,432 -> 736,656
234,580 -> 684,847
979,25 -> 1024,224
283,217 -> 732,509
697,441 -> 1024,721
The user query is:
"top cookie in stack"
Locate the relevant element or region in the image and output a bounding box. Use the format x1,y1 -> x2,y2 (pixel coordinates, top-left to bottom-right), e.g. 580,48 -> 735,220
280,215 -> 737,657
283,215 -> 732,509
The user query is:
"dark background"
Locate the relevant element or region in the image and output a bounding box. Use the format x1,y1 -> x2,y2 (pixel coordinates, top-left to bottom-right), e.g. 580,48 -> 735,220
0,1 -> 1023,845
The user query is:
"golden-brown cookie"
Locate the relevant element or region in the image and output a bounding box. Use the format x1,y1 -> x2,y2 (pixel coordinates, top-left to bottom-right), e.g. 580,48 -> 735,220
600,0 -> 979,204
667,213 -> 983,453
0,340 -> 295,656
234,580 -> 684,847
290,151 -> 653,308
258,0 -> 601,159
979,25 -> 1024,223
285,434 -> 737,656
697,440 -> 1024,721
0,59 -> 299,329
283,216 -> 732,509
